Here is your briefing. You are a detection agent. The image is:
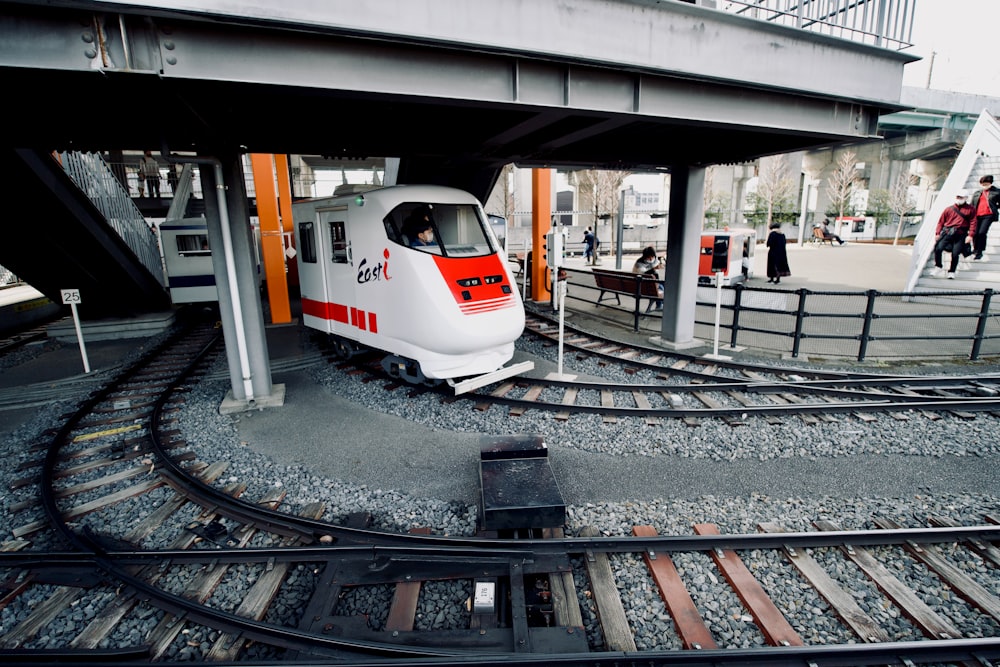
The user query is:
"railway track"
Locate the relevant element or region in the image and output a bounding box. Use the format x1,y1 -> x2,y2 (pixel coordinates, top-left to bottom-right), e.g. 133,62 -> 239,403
0,326 -> 47,357
456,313 -> 1000,423
329,314 -> 1000,423
1,314 -> 998,665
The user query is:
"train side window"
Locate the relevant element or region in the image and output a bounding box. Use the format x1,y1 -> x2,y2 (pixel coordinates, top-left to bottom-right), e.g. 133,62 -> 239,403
383,215 -> 403,244
298,222 -> 317,263
329,220 -> 348,264
176,233 -> 210,256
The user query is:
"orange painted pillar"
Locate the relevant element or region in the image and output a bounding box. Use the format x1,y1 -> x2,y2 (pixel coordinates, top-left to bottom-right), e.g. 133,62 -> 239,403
249,154 -> 292,324
273,154 -> 298,290
530,168 -> 553,303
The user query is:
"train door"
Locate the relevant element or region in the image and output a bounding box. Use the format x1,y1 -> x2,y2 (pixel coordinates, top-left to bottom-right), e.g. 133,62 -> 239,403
317,205 -> 355,338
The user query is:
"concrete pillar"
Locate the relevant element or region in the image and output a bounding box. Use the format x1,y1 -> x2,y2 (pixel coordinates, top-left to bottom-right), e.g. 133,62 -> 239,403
250,154 -> 292,324
530,169 -> 553,303
659,165 -> 705,349
199,150 -> 284,414
730,164 -> 753,228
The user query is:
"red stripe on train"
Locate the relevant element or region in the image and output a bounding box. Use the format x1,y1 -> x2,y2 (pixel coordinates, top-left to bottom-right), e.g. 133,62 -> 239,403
302,298 -> 375,333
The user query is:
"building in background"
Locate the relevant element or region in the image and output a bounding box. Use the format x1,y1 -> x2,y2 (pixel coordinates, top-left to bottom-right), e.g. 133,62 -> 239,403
486,87 -> 1000,252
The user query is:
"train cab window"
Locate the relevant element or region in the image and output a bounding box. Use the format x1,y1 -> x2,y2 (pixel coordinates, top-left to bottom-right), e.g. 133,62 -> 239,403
176,233 -> 210,256
298,222 -> 317,264
329,220 -> 348,264
386,203 -> 496,257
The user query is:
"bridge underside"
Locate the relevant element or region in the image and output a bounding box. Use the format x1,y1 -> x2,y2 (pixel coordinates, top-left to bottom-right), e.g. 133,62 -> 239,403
0,3 -> 909,201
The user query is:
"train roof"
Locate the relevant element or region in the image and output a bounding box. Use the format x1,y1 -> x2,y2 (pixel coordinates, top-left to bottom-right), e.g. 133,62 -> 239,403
292,184 -> 481,209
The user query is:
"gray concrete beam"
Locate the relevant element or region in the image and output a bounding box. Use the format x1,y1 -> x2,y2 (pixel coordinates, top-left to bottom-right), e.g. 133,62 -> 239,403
74,0 -> 915,104
0,3 -> 907,143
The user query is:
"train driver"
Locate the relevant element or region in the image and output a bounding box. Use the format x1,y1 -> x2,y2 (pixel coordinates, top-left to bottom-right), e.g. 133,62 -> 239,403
411,222 -> 436,247
404,206 -> 439,249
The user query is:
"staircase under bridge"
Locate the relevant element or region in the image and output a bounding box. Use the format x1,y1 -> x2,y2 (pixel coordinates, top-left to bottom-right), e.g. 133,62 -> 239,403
0,149 -> 171,319
906,111 -> 1000,308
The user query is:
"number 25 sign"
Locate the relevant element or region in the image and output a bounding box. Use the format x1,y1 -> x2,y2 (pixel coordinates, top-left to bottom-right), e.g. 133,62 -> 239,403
61,289 -> 82,305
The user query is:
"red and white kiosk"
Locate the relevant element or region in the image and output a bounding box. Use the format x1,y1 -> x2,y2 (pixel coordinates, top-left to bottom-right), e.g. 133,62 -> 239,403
698,228 -> 757,286
835,216 -> 876,241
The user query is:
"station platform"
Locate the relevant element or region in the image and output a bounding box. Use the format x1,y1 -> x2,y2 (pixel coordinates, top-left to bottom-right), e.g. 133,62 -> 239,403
0,285 -> 61,336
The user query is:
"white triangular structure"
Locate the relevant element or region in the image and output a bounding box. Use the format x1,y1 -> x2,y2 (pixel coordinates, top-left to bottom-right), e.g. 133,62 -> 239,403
906,110 -> 1000,301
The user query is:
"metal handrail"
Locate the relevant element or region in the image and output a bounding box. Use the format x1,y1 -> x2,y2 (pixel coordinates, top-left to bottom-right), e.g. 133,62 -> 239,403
57,152 -> 166,288
554,266 -> 1000,361
720,0 -> 914,51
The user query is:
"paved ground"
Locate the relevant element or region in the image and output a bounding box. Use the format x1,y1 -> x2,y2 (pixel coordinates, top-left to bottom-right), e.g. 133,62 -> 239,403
550,241 -> 1000,363
587,239 -> 916,293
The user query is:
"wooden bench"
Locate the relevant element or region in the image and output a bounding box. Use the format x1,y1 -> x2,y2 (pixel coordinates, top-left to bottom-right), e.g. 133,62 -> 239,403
508,251 -> 526,275
812,226 -> 835,245
591,268 -> 663,331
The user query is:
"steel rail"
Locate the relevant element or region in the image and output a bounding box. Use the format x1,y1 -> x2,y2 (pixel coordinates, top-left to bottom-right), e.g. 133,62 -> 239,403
340,347 -> 1000,414
525,312 -> 1000,387
478,372 -> 1000,399
1,631 -> 998,666
464,385 -> 1000,418
24,316 -> 1000,663
4,521 -> 1000,565
524,313 -> 873,381
9,523 -> 1000,661
39,317 -> 219,553
27,322 -> 475,661
0,328 -> 46,355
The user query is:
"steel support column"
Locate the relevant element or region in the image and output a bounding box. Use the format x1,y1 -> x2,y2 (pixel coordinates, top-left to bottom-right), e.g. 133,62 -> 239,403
199,150 -> 284,413
660,166 -> 705,348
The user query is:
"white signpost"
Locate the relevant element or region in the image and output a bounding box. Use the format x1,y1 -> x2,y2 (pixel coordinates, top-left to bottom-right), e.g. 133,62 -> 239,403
61,288 -> 90,373
703,271 -> 733,361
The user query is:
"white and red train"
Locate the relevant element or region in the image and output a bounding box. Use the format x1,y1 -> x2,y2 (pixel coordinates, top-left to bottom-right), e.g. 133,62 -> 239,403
292,185 -> 532,393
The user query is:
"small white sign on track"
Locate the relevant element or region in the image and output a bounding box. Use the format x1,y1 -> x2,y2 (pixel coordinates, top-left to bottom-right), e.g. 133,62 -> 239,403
61,288 -> 90,373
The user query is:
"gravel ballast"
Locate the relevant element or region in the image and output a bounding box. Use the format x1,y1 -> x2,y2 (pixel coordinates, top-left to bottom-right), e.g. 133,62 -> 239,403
1,327 -> 998,654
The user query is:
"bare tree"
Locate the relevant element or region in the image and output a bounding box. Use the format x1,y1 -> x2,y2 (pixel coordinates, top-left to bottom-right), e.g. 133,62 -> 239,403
703,166 -> 716,212
496,163 -> 516,221
574,169 -> 631,224
889,171 -> 917,246
753,156 -> 795,227
826,150 -> 859,220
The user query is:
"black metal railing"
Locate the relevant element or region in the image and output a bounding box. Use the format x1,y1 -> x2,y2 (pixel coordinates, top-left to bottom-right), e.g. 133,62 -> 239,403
544,267 -> 1000,362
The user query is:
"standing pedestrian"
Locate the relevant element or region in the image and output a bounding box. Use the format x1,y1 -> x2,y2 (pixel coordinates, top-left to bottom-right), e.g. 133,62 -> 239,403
933,189 -> 975,279
765,221 -> 790,284
140,151 -> 161,198
583,227 -> 595,264
167,164 -> 181,197
970,175 -> 1000,260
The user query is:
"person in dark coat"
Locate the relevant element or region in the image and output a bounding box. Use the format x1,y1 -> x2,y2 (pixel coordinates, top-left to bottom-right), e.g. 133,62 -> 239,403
765,221 -> 790,284
583,227 -> 596,264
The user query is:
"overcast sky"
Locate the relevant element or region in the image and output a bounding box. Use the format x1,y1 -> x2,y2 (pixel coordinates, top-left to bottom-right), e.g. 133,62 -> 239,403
901,0 -> 996,96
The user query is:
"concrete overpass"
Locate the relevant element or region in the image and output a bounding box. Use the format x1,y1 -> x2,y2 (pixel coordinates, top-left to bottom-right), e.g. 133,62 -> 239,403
0,0 -> 916,195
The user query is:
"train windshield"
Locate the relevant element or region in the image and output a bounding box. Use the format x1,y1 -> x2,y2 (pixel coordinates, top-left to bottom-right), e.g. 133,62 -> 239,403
384,203 -> 497,257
